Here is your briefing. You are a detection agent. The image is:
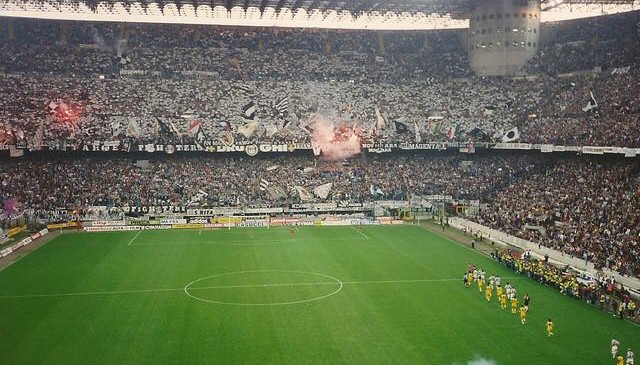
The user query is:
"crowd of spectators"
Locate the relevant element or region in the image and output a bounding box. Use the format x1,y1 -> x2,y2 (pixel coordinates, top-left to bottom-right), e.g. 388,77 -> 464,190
0,13 -> 638,148
0,153 -> 532,211
0,14 -> 639,277
477,158 -> 640,277
1,153 -> 638,276
494,250 -> 639,321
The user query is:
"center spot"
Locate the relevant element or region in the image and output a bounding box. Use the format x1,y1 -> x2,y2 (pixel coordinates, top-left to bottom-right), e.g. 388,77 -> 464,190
184,270 -> 343,306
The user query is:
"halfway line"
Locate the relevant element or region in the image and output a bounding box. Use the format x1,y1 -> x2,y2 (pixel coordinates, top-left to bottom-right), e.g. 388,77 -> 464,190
0,276 -> 496,299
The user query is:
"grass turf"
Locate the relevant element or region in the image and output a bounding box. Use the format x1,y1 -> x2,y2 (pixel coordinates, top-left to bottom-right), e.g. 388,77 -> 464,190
0,225 -> 637,365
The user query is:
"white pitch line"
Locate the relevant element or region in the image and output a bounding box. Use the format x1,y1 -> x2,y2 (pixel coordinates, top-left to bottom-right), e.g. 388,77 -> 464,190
127,230 -> 142,246
350,226 -> 369,240
0,277 -> 484,299
190,282 -> 338,290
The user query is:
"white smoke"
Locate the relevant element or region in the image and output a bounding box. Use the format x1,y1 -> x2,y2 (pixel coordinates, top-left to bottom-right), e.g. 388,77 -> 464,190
309,113 -> 361,160
451,358 -> 499,365
89,27 -> 127,56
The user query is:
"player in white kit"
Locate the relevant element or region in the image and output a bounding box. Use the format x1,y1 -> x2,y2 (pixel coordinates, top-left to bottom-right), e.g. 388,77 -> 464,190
612,339 -> 620,359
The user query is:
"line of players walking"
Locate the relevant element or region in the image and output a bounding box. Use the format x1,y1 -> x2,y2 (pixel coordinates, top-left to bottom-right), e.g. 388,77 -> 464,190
612,339 -> 634,365
464,265 -> 553,337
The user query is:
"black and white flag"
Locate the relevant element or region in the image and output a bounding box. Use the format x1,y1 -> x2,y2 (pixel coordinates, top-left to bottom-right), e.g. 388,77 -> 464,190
501,127 -> 520,143
235,84 -> 252,94
275,96 -> 289,115
242,101 -> 257,120
259,179 -> 270,191
582,91 -> 598,112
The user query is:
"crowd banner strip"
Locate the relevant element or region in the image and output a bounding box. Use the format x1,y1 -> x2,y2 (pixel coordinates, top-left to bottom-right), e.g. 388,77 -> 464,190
4,140 -> 640,158
0,228 -> 49,258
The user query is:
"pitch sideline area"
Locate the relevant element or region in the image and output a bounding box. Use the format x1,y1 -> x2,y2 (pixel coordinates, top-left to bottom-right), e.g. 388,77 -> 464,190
0,225 -> 637,365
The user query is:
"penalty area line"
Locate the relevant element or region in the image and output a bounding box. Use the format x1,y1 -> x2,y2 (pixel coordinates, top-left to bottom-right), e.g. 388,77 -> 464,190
350,226 -> 369,240
127,230 -> 142,246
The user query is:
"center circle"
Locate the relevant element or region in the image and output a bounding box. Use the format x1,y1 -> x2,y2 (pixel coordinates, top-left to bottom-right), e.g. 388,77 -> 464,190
183,270 -> 343,306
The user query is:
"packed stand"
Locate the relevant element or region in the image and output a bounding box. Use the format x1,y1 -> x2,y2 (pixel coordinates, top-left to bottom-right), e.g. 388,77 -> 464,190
476,158 -> 640,278
0,154 -> 532,211
1,15 -> 640,147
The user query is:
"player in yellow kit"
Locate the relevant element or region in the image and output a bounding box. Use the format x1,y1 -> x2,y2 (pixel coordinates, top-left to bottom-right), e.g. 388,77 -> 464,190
477,278 -> 483,292
496,285 -> 503,298
519,305 -> 527,324
499,293 -> 507,309
546,318 -> 554,337
617,355 -> 625,365
485,285 -> 492,301
511,297 -> 519,314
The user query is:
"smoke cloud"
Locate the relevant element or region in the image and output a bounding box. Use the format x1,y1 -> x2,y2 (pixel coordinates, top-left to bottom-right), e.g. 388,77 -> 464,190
309,113 -> 361,160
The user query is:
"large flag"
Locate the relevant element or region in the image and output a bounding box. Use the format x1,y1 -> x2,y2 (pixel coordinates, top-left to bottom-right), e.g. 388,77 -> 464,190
235,84 -> 252,94
242,101 -> 257,120
372,107 -> 387,136
414,121 -> 421,142
468,127 -> 491,142
313,182 -> 333,200
187,119 -> 203,137
219,131 -> 234,146
446,125 -> 456,140
156,118 -> 172,136
238,121 -> 258,138
394,121 -> 408,133
259,179 -> 270,191
369,184 -> 384,197
582,91 -> 598,112
126,119 -> 142,138
375,107 -> 387,128
274,96 -> 289,115
169,121 -> 181,136
483,105 -> 497,116
265,123 -> 279,137
195,126 -> 207,143
266,186 -> 288,201
501,127 -> 520,143
295,186 -> 314,202
189,189 -> 208,204
9,146 -> 24,158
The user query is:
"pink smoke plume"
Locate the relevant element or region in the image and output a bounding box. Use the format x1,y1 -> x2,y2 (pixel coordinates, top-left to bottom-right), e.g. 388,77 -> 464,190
310,114 -> 361,160
2,199 -> 17,214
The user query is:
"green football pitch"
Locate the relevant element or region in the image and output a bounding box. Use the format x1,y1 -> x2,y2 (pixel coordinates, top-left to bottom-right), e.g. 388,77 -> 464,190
0,225 -> 638,365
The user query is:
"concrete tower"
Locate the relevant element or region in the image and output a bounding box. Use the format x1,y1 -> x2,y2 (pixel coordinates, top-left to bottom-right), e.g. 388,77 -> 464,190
468,0 -> 541,76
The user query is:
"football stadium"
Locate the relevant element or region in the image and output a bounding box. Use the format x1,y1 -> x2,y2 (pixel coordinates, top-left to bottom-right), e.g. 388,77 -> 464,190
0,0 -> 639,364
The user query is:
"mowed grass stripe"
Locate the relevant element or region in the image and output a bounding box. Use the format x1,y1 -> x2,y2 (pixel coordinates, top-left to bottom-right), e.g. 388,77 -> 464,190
0,225 -> 637,365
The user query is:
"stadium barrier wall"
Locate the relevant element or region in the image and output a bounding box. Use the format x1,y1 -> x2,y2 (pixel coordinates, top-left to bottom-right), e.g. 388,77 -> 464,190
6,226 -> 25,238
449,217 -> 640,291
46,221 -> 78,229
84,220 -> 127,227
0,228 -> 49,258
81,217 -> 401,232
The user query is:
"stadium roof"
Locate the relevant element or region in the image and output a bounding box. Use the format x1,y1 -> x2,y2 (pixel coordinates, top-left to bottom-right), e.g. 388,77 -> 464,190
0,0 -> 638,30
